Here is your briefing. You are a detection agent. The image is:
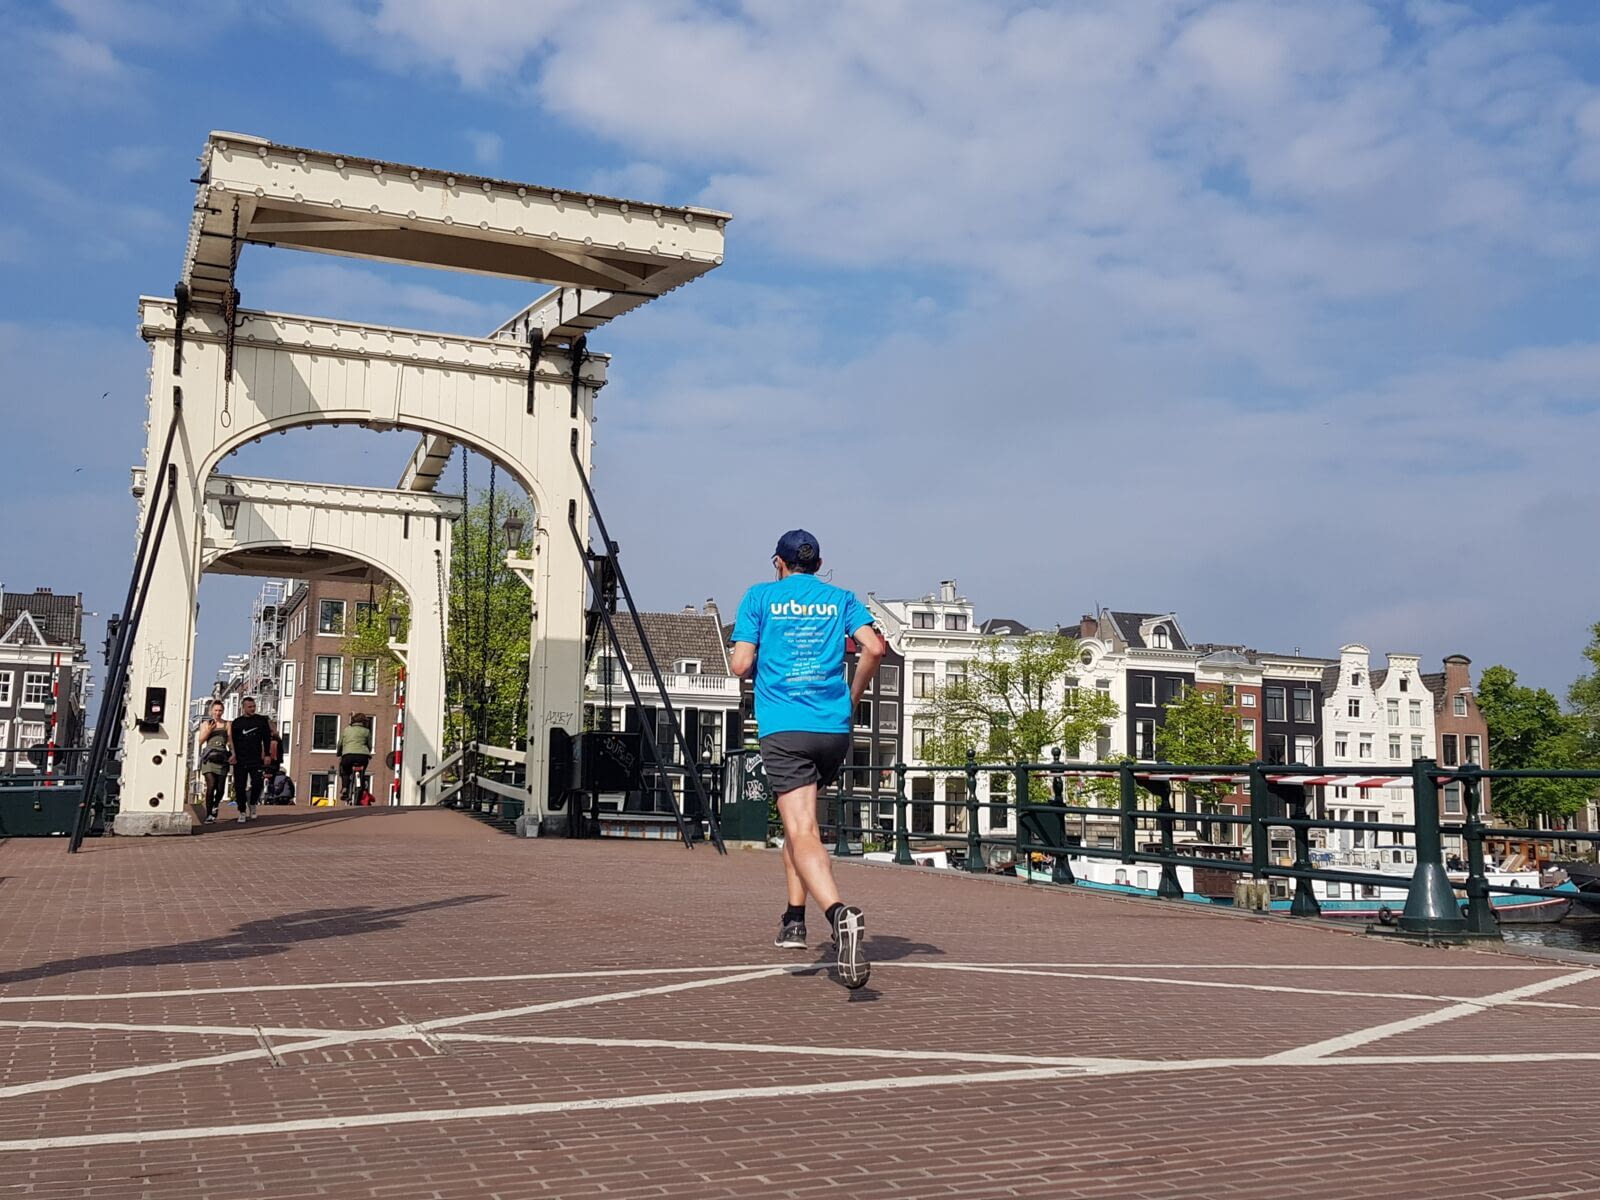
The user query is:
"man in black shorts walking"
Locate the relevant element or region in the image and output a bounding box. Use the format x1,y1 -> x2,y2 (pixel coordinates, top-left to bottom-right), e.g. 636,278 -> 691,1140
731,530 -> 886,988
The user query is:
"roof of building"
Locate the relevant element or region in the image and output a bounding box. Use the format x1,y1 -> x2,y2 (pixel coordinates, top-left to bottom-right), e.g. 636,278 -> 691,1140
1104,610 -> 1189,652
0,588 -> 83,647
979,617 -> 1030,636
596,607 -> 731,675
1198,648 -> 1251,667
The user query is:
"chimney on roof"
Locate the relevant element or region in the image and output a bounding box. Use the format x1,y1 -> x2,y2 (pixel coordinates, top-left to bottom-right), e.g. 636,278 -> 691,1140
703,598 -> 719,620
939,580 -> 957,602
1079,614 -> 1098,639
683,604 -> 696,614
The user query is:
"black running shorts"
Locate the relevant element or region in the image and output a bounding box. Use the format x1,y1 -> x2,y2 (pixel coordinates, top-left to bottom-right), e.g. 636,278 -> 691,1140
759,732 -> 850,796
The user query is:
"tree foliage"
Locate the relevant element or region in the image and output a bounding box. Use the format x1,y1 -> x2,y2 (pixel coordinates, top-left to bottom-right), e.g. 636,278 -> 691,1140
1476,664 -> 1594,822
919,632 -> 1121,790
1153,685 -> 1257,807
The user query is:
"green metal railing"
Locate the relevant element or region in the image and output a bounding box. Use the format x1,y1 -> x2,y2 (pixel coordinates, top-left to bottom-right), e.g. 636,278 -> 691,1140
757,754 -> 1600,942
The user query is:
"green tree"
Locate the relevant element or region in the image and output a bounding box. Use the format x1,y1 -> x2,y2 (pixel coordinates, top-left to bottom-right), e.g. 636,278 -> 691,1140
919,632 -> 1120,796
1476,664 -> 1594,822
1153,685 -> 1256,808
1569,622 -> 1600,755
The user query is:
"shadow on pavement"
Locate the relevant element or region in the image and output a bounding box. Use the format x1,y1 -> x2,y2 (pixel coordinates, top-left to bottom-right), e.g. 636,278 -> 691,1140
0,893 -> 503,988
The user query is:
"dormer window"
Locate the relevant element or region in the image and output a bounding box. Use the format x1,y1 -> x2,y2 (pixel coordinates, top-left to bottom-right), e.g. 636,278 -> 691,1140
944,614 -> 968,632
1399,676 -> 1408,692
674,659 -> 702,676
1351,672 -> 1362,687
912,611 -> 936,629
1151,627 -> 1170,649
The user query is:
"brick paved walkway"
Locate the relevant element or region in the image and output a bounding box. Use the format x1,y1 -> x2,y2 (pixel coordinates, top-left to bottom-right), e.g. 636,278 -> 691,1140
1,806 -> 1596,1199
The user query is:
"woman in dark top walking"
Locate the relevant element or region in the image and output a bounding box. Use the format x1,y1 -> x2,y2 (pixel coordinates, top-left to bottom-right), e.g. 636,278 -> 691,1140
197,701 -> 231,824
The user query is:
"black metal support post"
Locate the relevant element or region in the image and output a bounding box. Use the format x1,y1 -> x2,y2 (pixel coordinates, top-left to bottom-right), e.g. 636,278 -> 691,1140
1285,783 -> 1322,918
964,750 -> 983,873
893,761 -> 912,865
1247,763 -> 1269,880
1459,767 -> 1501,938
1118,763 -> 1138,864
1398,757 -> 1468,936
1145,778 -> 1185,900
1050,748 -> 1075,885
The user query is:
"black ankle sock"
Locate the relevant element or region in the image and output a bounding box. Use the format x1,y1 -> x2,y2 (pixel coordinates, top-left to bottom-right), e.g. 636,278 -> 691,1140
783,904 -> 806,925
825,902 -> 845,927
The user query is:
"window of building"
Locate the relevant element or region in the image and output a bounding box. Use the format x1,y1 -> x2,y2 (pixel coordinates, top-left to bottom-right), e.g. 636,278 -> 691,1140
1063,675 -> 1079,706
1265,687 -> 1286,722
912,611 -> 936,629
21,672 -> 51,707
351,658 -> 378,695
1265,733 -> 1288,764
0,723 -> 9,752
1293,688 -> 1313,723
596,655 -> 618,686
309,771 -> 331,800
1407,700 -> 1421,727
1442,734 -> 1458,766
1465,735 -> 1481,764
1411,735 -> 1424,760
1351,671 -> 1362,687
674,659 -> 702,675
312,714 -> 339,751
281,661 -> 295,699
1386,699 -> 1399,726
1151,627 -> 1170,649
1240,717 -> 1256,744
877,665 -> 899,694
1359,733 -> 1373,759
1134,719 -> 1155,759
1399,675 -> 1409,692
946,662 -> 967,686
354,600 -> 377,629
1095,726 -> 1112,761
18,721 -> 46,748
912,721 -> 933,756
1241,693 -> 1256,707
989,771 -> 1010,829
1295,735 -> 1315,764
315,656 -> 343,692
912,660 -> 936,698
698,712 -> 724,762
1389,735 -> 1402,761
1443,783 -> 1463,815
1220,684 -> 1236,706
944,613 -> 968,632
1133,677 -> 1155,706
1162,677 -> 1185,704
317,599 -> 346,635
854,699 -> 872,728
279,722 -> 291,755
1453,695 -> 1468,717
0,672 -> 12,707
1334,732 -> 1349,758
1348,697 -> 1361,719
878,701 -> 899,732
1096,678 -> 1111,692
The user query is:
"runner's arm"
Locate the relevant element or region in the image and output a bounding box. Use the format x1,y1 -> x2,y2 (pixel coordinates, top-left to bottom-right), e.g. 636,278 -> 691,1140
849,625 -> 885,705
730,641 -> 757,679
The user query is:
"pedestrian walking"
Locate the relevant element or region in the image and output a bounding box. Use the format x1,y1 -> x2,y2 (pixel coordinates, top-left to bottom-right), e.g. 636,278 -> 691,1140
196,700 -> 231,824
730,529 -> 885,989
228,697 -> 276,824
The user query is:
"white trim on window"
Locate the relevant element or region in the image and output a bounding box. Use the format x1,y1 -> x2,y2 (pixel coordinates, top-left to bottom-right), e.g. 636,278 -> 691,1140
0,671 -> 12,707
315,655 -> 343,693
20,671 -> 51,708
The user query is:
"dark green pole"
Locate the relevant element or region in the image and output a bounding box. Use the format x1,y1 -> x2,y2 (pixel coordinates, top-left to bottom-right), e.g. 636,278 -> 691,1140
832,777 -> 852,857
1247,762 -> 1269,880
1459,766 -> 1501,938
1149,778 -> 1184,900
893,761 -> 912,865
1050,748 -> 1075,885
1014,761 -> 1033,883
1118,762 -> 1138,864
1287,783 -> 1322,918
1398,757 -> 1468,936
964,750 -> 983,873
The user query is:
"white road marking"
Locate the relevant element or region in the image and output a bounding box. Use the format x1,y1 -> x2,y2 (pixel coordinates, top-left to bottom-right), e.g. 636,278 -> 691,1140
0,1018 -> 329,1038
904,962 -> 1598,1009
0,968 -> 784,1101
0,961 -> 1554,1007
1267,968 -> 1600,1062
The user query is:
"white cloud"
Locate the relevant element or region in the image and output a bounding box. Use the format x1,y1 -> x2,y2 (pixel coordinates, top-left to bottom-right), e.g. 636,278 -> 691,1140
464,129 -> 502,166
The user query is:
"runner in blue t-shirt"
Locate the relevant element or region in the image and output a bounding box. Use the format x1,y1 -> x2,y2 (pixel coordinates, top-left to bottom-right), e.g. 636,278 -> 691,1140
731,529 -> 885,989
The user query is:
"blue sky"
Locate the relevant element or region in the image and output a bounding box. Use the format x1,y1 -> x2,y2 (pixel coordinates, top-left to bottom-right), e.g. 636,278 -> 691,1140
2,0 -> 1599,702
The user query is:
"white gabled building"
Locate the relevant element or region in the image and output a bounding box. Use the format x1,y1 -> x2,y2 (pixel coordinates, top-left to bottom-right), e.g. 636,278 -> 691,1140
1320,644 -> 1433,850
868,580 -> 982,839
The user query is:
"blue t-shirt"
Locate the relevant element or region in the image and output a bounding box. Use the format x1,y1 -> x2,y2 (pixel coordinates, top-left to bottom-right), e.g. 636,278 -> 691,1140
732,575 -> 874,735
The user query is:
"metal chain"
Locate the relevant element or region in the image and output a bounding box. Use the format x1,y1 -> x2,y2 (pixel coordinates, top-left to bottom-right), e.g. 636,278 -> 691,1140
480,461 -> 498,744
435,547 -> 452,752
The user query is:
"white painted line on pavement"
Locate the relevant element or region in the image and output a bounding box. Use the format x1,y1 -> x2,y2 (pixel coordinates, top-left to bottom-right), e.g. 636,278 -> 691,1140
1267,968 -> 1600,1062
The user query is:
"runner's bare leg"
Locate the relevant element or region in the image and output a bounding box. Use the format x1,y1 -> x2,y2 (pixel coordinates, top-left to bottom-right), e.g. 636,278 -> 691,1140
777,785 -> 841,911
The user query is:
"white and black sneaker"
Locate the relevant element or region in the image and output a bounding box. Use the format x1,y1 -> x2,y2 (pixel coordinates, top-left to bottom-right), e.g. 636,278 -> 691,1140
831,905 -> 870,989
775,919 -> 808,949
248,802 -> 259,822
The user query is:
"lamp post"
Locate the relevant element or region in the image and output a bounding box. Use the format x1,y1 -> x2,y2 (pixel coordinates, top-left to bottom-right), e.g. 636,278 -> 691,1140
219,482 -> 240,531
501,510 -> 525,551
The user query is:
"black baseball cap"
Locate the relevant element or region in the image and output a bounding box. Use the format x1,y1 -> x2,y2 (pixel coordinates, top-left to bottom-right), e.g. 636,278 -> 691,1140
774,529 -> 820,565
